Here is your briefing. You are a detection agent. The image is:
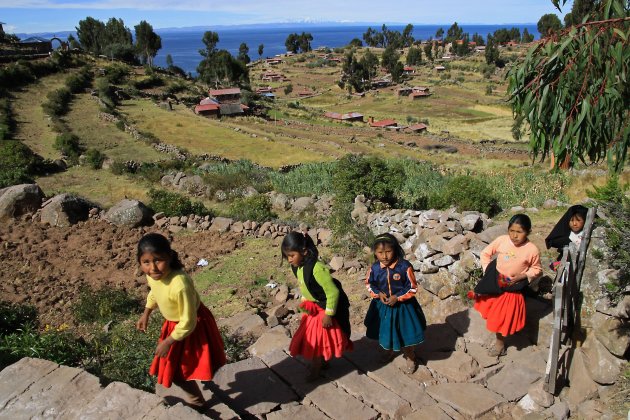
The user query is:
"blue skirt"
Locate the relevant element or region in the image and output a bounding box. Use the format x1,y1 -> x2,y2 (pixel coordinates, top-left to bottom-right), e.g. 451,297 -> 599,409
364,298 -> 426,351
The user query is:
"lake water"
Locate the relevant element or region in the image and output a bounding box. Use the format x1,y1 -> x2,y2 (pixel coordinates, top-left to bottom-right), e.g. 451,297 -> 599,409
154,24 -> 538,75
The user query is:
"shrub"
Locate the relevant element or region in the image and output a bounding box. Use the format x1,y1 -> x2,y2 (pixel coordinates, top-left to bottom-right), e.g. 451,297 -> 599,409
53,132 -> 83,161
228,195 -> 276,221
333,154 -> 404,205
42,87 -> 72,117
284,84 -> 293,95
485,85 -> 493,95
66,66 -> 93,93
200,159 -> 271,196
95,77 -> 117,109
0,324 -> 89,368
85,148 -> 106,169
0,141 -> 44,188
0,302 -> 37,336
588,176 -> 629,303
0,97 -> 16,140
148,188 -> 212,217
73,286 -> 141,324
220,326 -> 255,363
132,74 -> 164,89
429,175 -> 500,215
103,63 -> 129,84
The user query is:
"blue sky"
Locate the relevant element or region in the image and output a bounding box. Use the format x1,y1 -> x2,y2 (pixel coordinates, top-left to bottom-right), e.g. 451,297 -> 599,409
2,0 -> 570,34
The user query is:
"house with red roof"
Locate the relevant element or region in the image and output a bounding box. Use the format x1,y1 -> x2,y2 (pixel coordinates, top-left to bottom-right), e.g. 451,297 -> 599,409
407,123 -> 428,133
209,88 -> 241,104
368,117 -> 398,128
195,103 -> 220,118
324,112 -> 364,122
410,91 -> 432,100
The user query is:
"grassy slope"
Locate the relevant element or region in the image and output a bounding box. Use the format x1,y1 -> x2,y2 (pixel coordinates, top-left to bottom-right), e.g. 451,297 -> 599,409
66,94 -> 165,163
12,72 -> 68,159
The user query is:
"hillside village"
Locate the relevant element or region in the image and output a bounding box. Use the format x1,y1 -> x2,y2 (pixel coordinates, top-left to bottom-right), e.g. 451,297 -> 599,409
0,8 -> 629,420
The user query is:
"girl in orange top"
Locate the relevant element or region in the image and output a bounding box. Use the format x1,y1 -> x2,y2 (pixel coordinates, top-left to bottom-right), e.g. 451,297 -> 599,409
471,214 -> 542,357
136,233 -> 226,410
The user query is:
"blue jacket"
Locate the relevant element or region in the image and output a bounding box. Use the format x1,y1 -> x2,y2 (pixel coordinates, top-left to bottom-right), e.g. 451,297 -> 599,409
364,259 -> 417,302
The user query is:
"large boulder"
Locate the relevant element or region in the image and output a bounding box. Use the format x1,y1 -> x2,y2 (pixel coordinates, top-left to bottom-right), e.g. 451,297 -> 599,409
105,199 -> 153,227
0,184 -> 44,221
291,196 -> 315,213
269,191 -> 290,211
40,194 -> 95,227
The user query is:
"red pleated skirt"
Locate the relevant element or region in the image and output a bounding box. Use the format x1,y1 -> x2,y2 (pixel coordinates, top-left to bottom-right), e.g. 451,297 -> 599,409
289,301 -> 353,361
473,292 -> 526,337
149,304 -> 226,388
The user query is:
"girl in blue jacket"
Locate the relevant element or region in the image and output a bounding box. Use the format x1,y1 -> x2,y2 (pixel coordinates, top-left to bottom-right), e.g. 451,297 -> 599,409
364,233 -> 426,373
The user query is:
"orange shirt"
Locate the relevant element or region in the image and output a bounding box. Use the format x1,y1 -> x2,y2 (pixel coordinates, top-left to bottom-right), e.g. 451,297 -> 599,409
481,235 -> 542,281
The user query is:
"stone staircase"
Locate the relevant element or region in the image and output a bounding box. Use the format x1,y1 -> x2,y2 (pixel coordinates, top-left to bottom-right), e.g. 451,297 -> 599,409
0,301 -> 559,419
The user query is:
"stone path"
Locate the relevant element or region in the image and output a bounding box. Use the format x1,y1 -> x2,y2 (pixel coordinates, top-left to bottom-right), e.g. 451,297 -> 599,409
0,297 -> 561,419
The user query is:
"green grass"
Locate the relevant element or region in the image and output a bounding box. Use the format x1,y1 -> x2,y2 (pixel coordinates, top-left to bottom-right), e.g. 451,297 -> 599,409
35,166 -> 150,208
193,237 -> 295,318
12,72 -> 69,159
66,94 -> 164,163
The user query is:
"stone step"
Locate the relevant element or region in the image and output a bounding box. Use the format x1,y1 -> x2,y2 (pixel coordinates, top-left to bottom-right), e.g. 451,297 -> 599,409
208,356 -> 298,417
0,357 -> 102,419
426,383 -> 505,419
77,381 -> 169,419
260,349 -> 378,420
266,402 -> 330,420
156,382 -> 239,419
342,337 -> 436,411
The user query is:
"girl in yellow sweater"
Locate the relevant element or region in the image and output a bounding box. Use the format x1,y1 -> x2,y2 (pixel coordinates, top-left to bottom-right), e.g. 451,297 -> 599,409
136,233 -> 226,410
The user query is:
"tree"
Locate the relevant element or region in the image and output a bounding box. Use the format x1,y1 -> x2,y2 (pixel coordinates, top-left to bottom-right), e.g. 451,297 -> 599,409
200,31 -> 219,57
298,32 -> 313,53
445,22 -> 463,43
402,24 -> 415,47
134,21 -> 161,66
435,27 -> 444,40
472,33 -> 485,46
197,49 -> 249,88
381,46 -> 403,82
509,0 -> 630,172
521,28 -> 535,43
537,13 -> 563,36
406,47 -> 422,65
76,17 -> 106,55
67,34 -> 80,50
258,43 -> 264,60
166,54 -> 174,68
238,42 -> 250,64
361,49 -> 379,81
564,0 -> 600,26
348,38 -> 363,47
285,33 -> 299,53
424,42 -> 433,61
485,35 -> 499,65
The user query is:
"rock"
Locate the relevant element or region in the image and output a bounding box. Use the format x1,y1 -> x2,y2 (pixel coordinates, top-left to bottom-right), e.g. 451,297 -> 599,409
40,194 -> 95,227
597,269 -> 619,286
329,256 -> 344,272
105,199 -> 153,227
291,196 -> 315,213
576,400 -> 611,420
543,400 -> 569,420
267,315 -> 279,327
275,284 -> 289,303
581,335 -> 622,384
446,308 -> 494,345
427,235 -> 447,253
317,228 -> 333,246
615,295 -> 630,318
510,206 -> 525,213
267,304 -> 289,319
231,221 -> 244,233
179,175 -> 205,195
543,199 -> 558,209
0,184 -> 44,221
441,235 -> 469,256
209,217 -> 233,233
160,174 -> 174,186
217,311 -> 266,339
527,380 -> 555,408
487,362 -> 542,402
566,348 -> 599,407
477,223 -> 507,244
214,190 -> 227,201
448,251 -> 479,279
426,383 -> 504,419
269,192 -> 290,211
593,314 -> 630,357
425,351 -> 480,382
423,209 -> 443,220
414,242 -> 439,260
267,403 -> 330,420
432,254 -> 455,267
421,269 -> 456,299
460,214 -> 481,231
247,326 -> 291,357
243,186 -> 258,197
517,394 -> 544,414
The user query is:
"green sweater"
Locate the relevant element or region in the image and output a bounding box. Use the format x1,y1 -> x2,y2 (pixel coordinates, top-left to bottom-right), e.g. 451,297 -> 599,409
297,261 -> 339,316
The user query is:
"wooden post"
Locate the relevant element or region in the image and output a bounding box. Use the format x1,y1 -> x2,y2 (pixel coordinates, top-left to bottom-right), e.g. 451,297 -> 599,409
575,207 -> 597,291
544,247 -> 569,393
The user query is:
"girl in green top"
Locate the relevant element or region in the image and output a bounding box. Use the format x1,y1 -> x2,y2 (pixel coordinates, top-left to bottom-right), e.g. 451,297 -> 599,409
281,231 -> 353,380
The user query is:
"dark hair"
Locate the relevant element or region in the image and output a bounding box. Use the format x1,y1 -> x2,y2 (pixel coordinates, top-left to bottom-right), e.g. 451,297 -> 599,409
567,204 -> 588,221
137,233 -> 184,270
372,233 -> 405,261
281,231 -> 318,264
508,214 -> 532,233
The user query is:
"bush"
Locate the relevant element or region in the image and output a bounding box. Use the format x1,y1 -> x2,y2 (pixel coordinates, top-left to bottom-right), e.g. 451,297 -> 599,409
485,85 -> 493,95
103,63 -> 129,84
0,97 -> 16,140
0,141 -> 44,188
66,66 -> 93,93
200,159 -> 272,197
333,154 -> 404,205
54,132 -> 83,161
220,326 -> 254,363
0,302 -> 37,336
42,87 -> 72,117
429,175 -> 500,215
132,74 -> 164,89
85,148 -> 106,169
588,177 -> 629,303
228,195 -> 276,221
73,286 -> 141,324
0,324 -> 89,368
95,77 -> 117,110
284,84 -> 293,95
148,188 -> 212,217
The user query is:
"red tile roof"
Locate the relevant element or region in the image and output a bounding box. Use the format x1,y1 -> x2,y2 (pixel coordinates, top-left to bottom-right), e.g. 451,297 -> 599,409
369,119 -> 397,128
408,123 -> 428,131
209,88 -> 241,96
195,104 -> 220,113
